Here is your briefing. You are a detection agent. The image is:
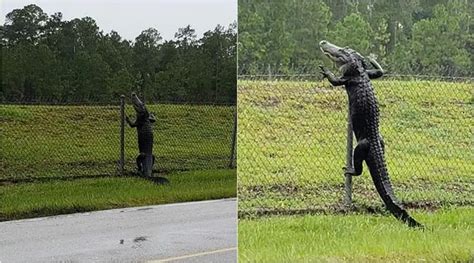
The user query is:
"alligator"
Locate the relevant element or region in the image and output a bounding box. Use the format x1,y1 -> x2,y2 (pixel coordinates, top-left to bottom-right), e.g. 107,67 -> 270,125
319,40 -> 423,228
126,92 -> 155,177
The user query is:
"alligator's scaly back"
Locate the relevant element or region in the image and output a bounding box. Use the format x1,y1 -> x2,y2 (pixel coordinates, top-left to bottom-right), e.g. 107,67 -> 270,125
319,40 -> 423,228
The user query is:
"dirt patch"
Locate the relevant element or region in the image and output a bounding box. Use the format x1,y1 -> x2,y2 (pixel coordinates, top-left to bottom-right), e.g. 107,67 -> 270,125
239,179 -> 474,218
238,201 -> 471,219
242,179 -> 473,198
0,174 -> 114,185
0,172 -> 171,186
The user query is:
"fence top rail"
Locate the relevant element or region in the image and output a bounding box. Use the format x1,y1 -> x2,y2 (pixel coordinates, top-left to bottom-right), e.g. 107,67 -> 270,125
238,74 -> 474,82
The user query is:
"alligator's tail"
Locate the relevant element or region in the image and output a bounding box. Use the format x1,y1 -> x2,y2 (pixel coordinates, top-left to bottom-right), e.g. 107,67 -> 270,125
144,154 -> 154,177
366,139 -> 423,228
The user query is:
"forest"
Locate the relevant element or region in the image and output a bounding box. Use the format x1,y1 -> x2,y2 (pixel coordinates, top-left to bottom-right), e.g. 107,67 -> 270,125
238,0 -> 473,77
1,4 -> 237,103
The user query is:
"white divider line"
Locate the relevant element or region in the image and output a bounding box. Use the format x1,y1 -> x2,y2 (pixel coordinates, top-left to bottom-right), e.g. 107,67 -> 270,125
149,247 -> 237,262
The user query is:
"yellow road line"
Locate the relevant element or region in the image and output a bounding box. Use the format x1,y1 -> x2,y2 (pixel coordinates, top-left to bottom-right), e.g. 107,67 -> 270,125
149,247 -> 237,262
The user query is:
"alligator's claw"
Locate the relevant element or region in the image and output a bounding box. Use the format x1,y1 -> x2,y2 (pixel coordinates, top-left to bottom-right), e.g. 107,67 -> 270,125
149,113 -> 156,123
343,166 -> 360,176
319,65 -> 329,78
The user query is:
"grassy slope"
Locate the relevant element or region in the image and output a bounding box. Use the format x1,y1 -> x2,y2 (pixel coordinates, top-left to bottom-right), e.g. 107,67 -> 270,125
239,207 -> 474,262
0,103 -> 236,220
0,169 -> 236,221
238,79 -> 473,213
238,78 -> 473,262
0,103 -> 234,180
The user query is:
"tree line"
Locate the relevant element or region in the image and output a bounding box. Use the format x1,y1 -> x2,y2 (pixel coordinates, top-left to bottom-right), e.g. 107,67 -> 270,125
239,0 -> 473,77
1,4 -> 237,103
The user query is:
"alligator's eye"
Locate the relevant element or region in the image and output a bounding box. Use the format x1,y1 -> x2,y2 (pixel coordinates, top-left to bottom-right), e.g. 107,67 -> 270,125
338,49 -> 349,56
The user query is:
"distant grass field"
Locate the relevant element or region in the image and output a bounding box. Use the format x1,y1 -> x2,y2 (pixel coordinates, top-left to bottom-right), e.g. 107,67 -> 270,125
0,103 -> 234,180
0,103 -> 236,220
238,78 -> 473,214
239,207 -> 474,262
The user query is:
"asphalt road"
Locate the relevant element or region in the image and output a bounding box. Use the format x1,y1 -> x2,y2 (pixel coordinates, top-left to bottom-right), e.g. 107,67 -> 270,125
0,198 -> 237,263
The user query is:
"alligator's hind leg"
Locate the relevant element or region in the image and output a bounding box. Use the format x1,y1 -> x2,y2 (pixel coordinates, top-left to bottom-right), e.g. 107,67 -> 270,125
136,153 -> 146,175
346,139 -> 369,176
143,154 -> 154,177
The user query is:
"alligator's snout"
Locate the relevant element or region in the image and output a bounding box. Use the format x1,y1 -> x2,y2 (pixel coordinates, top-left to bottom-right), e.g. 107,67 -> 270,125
319,40 -> 341,54
131,92 -> 141,104
319,40 -> 348,65
131,92 -> 145,112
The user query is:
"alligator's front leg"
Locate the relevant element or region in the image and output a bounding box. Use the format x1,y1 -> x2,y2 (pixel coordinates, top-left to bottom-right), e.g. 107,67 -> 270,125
319,65 -> 346,86
149,113 -> 156,123
125,116 -> 137,127
367,57 -> 384,79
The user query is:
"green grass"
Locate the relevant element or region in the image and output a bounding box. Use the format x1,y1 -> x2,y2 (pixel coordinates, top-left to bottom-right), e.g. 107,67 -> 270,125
0,103 -> 234,180
0,103 -> 236,220
238,78 -> 473,262
238,78 -> 473,213
0,169 -> 236,221
239,207 -> 474,262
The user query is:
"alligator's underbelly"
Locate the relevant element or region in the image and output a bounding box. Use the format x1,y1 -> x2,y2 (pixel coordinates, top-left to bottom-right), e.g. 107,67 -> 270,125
347,84 -> 380,141
137,126 -> 153,154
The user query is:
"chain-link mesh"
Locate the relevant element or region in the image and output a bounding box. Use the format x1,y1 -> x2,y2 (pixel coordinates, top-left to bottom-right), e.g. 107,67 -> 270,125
238,75 -> 473,217
0,101 -> 236,183
237,63 -> 474,79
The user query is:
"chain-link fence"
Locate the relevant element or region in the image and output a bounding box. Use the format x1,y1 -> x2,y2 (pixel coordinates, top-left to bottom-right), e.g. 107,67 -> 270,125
237,63 -> 474,80
237,74 -> 473,217
0,100 -> 236,183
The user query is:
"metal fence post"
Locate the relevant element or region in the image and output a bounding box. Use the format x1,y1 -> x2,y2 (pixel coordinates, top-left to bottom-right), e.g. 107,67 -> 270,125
267,64 -> 272,81
344,103 -> 354,207
228,106 -> 237,168
119,95 -> 125,176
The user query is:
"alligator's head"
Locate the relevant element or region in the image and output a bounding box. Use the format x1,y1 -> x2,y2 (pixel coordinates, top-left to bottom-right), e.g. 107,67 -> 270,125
319,40 -> 367,77
131,92 -> 146,112
131,92 -> 153,122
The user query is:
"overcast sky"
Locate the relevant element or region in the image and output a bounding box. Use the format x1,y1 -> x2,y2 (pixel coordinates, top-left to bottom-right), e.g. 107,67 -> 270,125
1,0 -> 237,41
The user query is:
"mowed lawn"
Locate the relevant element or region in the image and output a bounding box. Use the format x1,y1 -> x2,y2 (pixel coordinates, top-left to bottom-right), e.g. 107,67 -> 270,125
239,207 -> 474,262
0,103 -> 236,220
1,103 -> 235,180
238,78 -> 473,213
0,169 -> 236,221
